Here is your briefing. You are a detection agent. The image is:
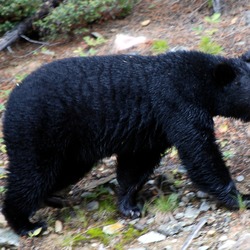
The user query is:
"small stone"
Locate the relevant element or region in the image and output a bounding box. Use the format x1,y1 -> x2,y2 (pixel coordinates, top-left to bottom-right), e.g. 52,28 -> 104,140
175,212 -> 184,220
199,201 -> 210,212
141,20 -> 151,26
198,246 -> 209,250
219,235 -> 228,242
146,218 -> 154,224
177,165 -> 187,174
128,248 -> 146,250
0,228 -> 20,247
158,222 -> 182,236
184,207 -> 200,219
55,220 -> 63,233
235,175 -> 244,182
103,222 -> 124,235
186,192 -> 196,199
134,223 -> 147,231
129,218 -> 140,225
138,231 -> 166,244
234,233 -> 250,249
207,229 -> 216,237
245,10 -> 250,25
81,192 -> 94,198
196,191 -> 208,199
0,212 -> 7,227
218,240 -> 236,250
86,201 -> 99,211
164,246 -> 172,250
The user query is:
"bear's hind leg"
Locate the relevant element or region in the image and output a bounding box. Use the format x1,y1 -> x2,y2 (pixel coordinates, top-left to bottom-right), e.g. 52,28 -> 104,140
116,150 -> 162,218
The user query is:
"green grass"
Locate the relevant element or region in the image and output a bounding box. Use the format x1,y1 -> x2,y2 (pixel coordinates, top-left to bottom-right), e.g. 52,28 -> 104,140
199,36 -> 223,55
154,193 -> 179,212
151,39 -> 169,54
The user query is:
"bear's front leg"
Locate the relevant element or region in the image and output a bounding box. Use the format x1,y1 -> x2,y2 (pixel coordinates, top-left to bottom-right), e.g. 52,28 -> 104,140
116,150 -> 162,218
169,116 -> 250,209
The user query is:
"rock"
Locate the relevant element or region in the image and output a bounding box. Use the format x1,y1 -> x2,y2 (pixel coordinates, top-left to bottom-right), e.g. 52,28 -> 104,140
164,246 -> 172,250
235,175 -> 244,182
186,192 -> 196,199
0,167 -> 7,175
146,218 -> 155,224
114,34 -> 147,52
175,212 -> 184,220
138,231 -> 166,244
86,201 -> 99,211
218,240 -> 236,250
196,191 -> 209,199
199,201 -> 211,212
184,206 -> 200,219
0,228 -> 19,248
207,229 -> 216,237
0,212 -> 7,227
170,46 -> 188,52
198,246 -> 209,250
141,20 -> 151,26
55,220 -> 63,233
103,222 -> 124,235
134,222 -> 147,231
177,165 -> 187,174
233,233 -> 250,249
128,248 -> 146,250
158,222 -> 182,236
245,11 -> 250,26
219,235 -> 228,242
81,192 -> 94,198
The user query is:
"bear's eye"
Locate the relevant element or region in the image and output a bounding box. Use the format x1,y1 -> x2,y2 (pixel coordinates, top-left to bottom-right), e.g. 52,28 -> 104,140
235,81 -> 241,86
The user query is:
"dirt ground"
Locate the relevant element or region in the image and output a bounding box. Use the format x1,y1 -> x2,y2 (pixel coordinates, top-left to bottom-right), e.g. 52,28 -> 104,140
0,0 -> 250,249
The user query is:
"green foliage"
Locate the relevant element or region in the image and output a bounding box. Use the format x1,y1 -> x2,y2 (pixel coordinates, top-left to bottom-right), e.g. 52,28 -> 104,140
73,35 -> 107,56
35,0 -> 135,39
207,0 -> 213,8
62,233 -> 87,247
83,36 -> 107,47
151,39 -> 169,54
0,186 -> 6,194
28,227 -> 43,237
154,193 -> 179,212
0,89 -> 11,113
86,227 -> 111,245
237,194 -> 247,211
199,36 -> 223,55
204,13 -> 221,23
192,25 -> 203,35
222,150 -> 234,160
114,226 -> 146,249
0,0 -> 42,34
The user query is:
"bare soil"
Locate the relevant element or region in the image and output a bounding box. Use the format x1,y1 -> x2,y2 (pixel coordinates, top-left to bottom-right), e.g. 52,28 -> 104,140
0,0 -> 250,249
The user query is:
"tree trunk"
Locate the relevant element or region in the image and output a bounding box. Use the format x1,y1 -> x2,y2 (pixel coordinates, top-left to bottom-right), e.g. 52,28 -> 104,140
0,0 -> 63,51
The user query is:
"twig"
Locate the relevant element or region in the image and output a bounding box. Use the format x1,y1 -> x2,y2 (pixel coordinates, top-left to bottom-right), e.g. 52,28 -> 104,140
20,35 -> 50,45
181,217 -> 208,250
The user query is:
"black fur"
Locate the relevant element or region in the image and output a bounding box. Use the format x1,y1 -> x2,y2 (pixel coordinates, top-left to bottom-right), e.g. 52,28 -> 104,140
2,51 -> 250,235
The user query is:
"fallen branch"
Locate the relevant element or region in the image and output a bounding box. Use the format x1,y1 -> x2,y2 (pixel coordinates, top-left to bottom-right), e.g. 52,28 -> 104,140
0,0 -> 62,51
181,217 -> 208,250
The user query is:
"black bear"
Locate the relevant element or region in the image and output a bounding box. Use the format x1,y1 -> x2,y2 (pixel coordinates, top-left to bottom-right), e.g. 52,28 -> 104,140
2,50 -> 250,236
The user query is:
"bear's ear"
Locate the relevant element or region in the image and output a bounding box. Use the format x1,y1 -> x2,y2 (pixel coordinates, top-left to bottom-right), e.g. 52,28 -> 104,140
213,63 -> 236,86
241,50 -> 250,63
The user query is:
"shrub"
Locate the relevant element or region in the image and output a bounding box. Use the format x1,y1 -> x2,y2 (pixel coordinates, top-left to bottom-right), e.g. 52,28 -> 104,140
0,0 -> 42,34
35,0 -> 135,39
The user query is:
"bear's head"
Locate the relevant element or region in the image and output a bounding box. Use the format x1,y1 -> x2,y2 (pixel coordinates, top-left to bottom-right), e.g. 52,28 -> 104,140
213,54 -> 250,122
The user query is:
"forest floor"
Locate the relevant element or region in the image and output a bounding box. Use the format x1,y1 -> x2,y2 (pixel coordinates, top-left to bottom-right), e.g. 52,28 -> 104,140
0,0 -> 250,249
